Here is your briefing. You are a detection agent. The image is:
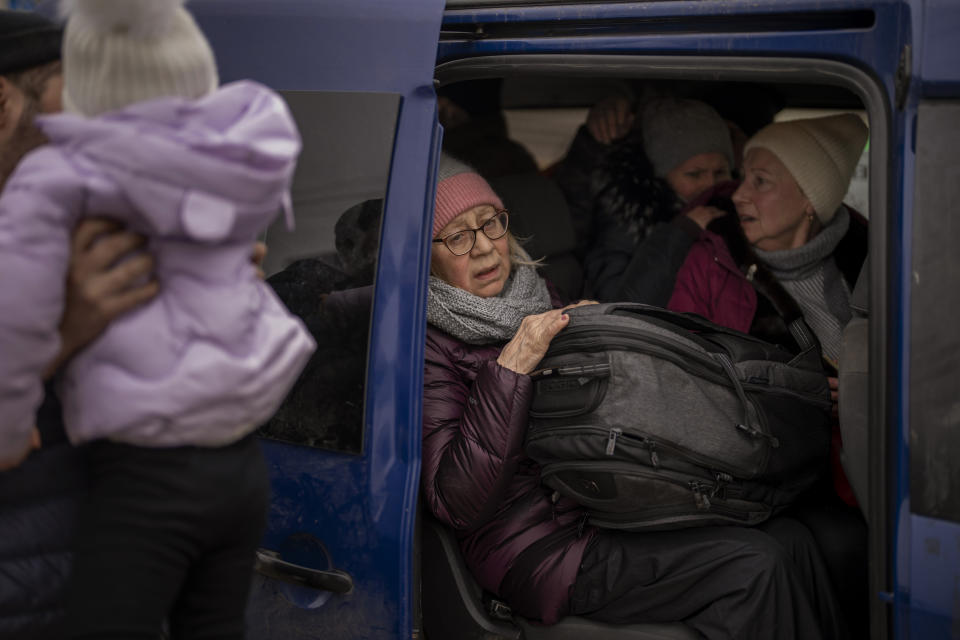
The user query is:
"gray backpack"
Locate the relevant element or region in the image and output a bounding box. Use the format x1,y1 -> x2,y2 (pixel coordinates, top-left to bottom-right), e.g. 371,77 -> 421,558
525,303 -> 832,531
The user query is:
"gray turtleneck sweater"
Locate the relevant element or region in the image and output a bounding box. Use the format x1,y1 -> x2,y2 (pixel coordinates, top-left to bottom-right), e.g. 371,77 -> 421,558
754,207 -> 852,364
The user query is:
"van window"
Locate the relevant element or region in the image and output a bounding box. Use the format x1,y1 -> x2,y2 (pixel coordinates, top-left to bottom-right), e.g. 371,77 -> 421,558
909,100 -> 960,523
256,91 -> 400,455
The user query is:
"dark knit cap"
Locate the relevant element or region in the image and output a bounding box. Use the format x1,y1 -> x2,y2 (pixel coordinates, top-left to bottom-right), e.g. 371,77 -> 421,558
0,9 -> 62,75
640,98 -> 734,178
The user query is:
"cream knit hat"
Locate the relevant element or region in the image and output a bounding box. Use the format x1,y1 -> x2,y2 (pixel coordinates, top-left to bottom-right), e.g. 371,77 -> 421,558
59,0 -> 217,116
744,114 -> 868,224
433,153 -> 504,237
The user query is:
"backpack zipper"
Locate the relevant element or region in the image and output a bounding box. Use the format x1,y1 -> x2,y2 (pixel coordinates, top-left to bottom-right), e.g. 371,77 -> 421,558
529,424 -> 757,478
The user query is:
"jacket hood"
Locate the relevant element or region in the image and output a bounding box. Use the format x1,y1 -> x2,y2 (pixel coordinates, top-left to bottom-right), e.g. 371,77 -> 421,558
36,80 -> 300,210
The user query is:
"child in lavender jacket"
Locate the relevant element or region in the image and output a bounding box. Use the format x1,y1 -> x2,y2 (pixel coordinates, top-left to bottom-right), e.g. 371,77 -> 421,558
0,1 -> 315,635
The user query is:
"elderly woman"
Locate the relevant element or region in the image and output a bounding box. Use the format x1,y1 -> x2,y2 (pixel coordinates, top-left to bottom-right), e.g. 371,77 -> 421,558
421,153 -> 845,639
668,113 -> 870,638
566,97 -> 739,303
669,114 -> 868,358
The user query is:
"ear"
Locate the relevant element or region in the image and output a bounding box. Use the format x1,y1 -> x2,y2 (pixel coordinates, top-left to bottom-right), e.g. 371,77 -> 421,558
801,194 -> 816,219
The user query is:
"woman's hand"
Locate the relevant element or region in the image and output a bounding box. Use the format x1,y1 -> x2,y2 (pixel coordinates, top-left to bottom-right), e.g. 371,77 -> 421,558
685,205 -> 727,230
497,301 -> 597,375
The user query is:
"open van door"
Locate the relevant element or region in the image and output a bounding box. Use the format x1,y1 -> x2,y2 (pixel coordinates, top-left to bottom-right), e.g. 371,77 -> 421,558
189,2 -> 445,638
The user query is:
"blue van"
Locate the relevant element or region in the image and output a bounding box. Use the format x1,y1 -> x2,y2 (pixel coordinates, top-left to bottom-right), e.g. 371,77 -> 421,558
186,1 -> 960,638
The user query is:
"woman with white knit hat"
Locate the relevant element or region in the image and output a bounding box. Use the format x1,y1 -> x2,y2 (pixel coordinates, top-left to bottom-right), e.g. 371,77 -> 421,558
669,113 -> 868,370
668,112 -> 871,638
0,0 -> 316,636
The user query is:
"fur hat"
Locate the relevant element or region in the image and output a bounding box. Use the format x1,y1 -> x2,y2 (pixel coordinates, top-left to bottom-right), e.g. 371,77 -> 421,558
744,114 -> 868,223
640,98 -> 734,178
0,10 -> 62,75
59,0 -> 218,116
433,153 -> 504,237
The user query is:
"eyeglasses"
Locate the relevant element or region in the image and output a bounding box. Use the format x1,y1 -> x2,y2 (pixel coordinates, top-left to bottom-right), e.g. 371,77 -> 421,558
432,210 -> 509,256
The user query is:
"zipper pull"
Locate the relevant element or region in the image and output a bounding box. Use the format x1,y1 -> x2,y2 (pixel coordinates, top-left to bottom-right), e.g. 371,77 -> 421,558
647,441 -> 660,469
690,482 -> 712,510
605,427 -> 622,455
577,513 -> 589,538
735,423 -> 780,448
713,472 -> 732,498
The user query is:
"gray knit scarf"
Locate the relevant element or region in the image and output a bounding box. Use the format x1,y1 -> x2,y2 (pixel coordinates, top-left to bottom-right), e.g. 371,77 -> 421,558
427,263 -> 552,345
755,206 -> 852,363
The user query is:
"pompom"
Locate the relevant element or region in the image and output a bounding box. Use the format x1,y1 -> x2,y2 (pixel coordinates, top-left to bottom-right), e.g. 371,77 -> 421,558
59,0 -> 187,38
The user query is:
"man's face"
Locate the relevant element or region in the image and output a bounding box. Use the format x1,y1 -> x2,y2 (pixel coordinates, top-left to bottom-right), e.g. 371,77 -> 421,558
0,67 -> 62,190
38,71 -> 63,114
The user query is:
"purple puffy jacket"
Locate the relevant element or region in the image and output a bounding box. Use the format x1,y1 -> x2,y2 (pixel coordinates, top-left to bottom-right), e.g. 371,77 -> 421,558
421,321 -> 594,624
0,81 -> 315,459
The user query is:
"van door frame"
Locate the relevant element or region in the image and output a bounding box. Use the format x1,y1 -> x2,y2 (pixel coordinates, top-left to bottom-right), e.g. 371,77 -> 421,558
436,53 -> 895,638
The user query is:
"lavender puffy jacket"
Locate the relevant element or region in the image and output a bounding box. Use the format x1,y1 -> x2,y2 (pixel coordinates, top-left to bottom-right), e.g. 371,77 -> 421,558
0,81 -> 316,459
421,322 -> 593,624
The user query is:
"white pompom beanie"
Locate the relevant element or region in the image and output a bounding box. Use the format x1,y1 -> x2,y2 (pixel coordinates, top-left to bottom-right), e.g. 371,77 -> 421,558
59,0 -> 218,116
744,113 -> 868,224
433,153 -> 504,237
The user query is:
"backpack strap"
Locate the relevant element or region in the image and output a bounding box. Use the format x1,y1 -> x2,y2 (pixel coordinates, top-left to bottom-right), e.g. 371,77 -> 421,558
708,207 -> 822,361
743,259 -> 821,355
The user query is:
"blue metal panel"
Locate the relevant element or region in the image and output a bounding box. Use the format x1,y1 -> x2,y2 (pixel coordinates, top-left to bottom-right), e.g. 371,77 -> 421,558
438,2 -> 906,108
188,1 -> 444,638
916,0 -> 960,97
908,515 -> 960,638
442,0 -> 897,22
191,0 -> 444,93
899,2 -> 960,633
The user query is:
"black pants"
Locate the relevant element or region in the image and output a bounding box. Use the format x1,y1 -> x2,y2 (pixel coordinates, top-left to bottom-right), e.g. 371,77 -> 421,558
64,436 -> 270,640
569,516 -> 845,640
789,492 -> 870,640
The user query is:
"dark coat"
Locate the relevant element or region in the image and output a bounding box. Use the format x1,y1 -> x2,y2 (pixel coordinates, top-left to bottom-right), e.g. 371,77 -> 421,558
553,125 -> 611,258
669,206 -> 869,353
421,324 -> 594,624
556,126 -> 693,303
441,114 -> 539,181
0,389 -> 85,640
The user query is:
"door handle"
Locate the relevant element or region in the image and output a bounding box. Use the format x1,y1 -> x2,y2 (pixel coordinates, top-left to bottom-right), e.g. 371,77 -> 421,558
254,548 -> 354,594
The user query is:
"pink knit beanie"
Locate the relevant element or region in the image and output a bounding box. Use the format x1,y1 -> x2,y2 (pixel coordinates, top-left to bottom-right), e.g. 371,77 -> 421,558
433,153 -> 504,237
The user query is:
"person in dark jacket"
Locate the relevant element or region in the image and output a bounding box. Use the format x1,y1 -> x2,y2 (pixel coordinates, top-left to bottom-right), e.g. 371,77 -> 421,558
0,11 -> 158,637
556,97 -> 736,303
422,152 -> 846,639
669,113 -> 871,639
438,78 -> 539,181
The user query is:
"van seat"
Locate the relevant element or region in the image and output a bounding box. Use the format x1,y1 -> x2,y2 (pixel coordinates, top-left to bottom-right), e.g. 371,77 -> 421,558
488,173 -> 584,302
421,515 -> 698,640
